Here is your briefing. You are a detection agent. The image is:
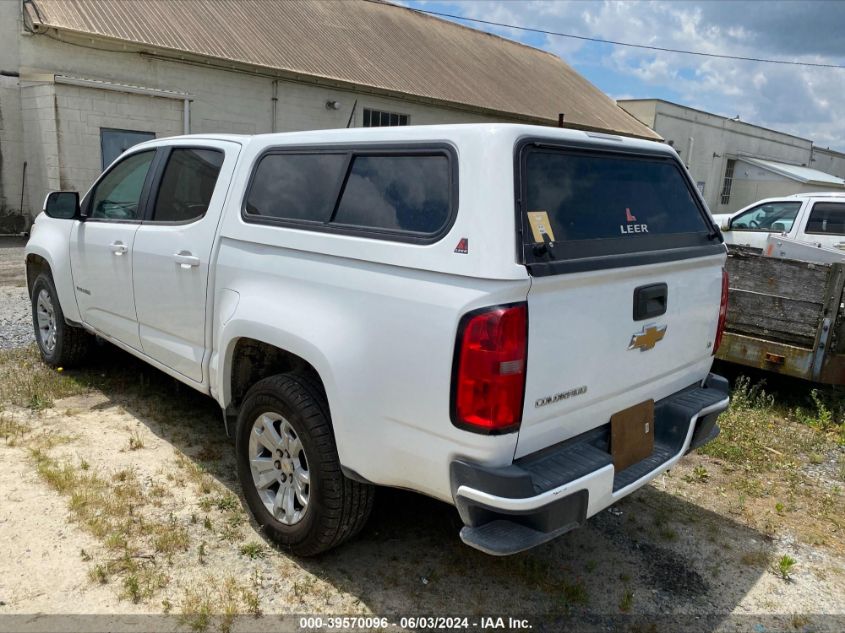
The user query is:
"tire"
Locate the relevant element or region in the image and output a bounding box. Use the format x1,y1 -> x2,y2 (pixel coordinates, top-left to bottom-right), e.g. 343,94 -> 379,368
31,273 -> 91,367
235,373 -> 374,556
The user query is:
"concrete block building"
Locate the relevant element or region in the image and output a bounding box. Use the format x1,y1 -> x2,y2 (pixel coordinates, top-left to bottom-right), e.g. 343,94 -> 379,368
619,99 -> 845,214
0,0 -> 657,231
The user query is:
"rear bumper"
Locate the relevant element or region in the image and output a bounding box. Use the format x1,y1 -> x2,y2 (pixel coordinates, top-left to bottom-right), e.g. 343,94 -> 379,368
450,373 -> 730,555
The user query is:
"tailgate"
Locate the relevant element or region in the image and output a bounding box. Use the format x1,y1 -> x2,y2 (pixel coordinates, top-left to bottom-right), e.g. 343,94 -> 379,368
513,139 -> 725,457
517,256 -> 724,456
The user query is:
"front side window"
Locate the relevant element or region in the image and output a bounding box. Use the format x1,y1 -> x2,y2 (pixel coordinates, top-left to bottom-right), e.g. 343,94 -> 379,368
152,148 -> 224,222
730,201 -> 802,232
520,147 -> 711,262
243,147 -> 455,240
89,150 -> 155,220
805,202 -> 845,235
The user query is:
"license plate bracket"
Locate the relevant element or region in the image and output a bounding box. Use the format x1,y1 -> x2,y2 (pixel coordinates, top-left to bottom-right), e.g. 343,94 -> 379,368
611,400 -> 655,471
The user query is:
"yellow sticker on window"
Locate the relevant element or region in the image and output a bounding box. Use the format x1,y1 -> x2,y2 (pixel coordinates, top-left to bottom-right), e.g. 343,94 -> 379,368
527,211 -> 556,243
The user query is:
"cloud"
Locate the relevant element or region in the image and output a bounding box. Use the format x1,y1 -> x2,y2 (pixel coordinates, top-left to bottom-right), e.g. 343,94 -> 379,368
409,0 -> 845,150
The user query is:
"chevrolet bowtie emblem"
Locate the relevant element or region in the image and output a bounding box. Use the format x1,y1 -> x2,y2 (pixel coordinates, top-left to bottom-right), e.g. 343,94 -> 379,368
628,324 -> 667,351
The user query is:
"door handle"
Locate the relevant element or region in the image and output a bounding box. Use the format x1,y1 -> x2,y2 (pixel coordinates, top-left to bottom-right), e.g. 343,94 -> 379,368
835,242 -> 845,250
110,241 -> 128,256
173,251 -> 200,269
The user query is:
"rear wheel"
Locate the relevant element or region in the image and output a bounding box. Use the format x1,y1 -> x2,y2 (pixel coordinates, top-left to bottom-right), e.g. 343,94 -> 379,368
31,273 -> 91,367
235,373 -> 374,556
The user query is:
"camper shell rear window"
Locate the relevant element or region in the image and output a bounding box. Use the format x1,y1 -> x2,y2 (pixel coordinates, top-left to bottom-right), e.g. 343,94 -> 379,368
516,140 -> 722,274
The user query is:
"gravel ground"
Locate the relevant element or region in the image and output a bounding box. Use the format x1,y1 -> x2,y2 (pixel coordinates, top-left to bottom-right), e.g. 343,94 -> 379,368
0,286 -> 32,350
0,239 -> 32,350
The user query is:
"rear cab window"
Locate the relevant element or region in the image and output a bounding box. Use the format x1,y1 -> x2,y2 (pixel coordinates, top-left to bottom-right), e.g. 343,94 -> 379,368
517,140 -> 721,273
243,145 -> 457,243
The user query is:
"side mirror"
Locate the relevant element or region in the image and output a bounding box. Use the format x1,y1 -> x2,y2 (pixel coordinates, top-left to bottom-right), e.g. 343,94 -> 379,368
721,218 -> 732,231
43,191 -> 81,220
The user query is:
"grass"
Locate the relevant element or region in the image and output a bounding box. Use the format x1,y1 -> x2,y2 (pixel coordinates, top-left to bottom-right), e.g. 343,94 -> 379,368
0,346 -> 87,409
179,575 -> 262,633
238,542 -> 267,560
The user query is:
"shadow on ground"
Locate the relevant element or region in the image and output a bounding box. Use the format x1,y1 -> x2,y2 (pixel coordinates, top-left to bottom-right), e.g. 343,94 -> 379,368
60,345 -> 772,623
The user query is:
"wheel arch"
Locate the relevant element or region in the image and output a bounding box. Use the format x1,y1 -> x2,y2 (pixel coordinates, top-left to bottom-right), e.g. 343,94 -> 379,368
218,325 -> 336,420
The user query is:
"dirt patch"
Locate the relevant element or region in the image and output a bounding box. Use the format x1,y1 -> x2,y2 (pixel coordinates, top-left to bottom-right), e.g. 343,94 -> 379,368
0,237 -> 26,288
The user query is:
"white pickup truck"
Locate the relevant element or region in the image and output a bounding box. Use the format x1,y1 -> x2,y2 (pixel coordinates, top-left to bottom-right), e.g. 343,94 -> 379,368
714,192 -> 845,251
25,124 -> 729,556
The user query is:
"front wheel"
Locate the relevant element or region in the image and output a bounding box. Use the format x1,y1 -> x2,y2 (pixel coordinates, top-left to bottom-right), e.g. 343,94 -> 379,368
235,373 -> 374,556
31,273 -> 91,367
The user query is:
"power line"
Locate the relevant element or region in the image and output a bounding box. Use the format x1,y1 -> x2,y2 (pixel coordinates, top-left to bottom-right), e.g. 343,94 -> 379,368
408,6 -> 845,70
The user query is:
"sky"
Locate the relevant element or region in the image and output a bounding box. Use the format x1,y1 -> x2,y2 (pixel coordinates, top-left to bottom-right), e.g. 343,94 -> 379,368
402,0 -> 845,152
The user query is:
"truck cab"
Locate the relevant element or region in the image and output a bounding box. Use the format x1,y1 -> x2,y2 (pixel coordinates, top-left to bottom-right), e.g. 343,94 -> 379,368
715,192 -> 845,251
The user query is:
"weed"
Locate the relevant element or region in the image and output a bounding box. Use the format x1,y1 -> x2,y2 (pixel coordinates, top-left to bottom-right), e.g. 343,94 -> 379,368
809,453 -> 824,465
774,554 -> 797,581
0,413 -> 27,444
203,516 -> 213,531
214,494 -> 239,512
238,542 -> 266,560
198,542 -> 206,565
89,564 -> 108,584
619,589 -> 634,612
740,551 -> 769,567
122,574 -> 142,603
683,465 -> 709,483
80,458 -> 90,470
557,580 -> 589,613
80,548 -> 92,562
128,430 -> 145,451
162,598 -> 173,614
659,527 -> 678,541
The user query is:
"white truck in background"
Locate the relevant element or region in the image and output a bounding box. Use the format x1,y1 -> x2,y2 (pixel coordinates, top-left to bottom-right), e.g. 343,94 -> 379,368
714,192 -> 845,252
25,124 -> 729,556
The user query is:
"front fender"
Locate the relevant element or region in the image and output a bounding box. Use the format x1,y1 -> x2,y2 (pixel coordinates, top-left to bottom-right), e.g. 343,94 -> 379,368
24,216 -> 81,323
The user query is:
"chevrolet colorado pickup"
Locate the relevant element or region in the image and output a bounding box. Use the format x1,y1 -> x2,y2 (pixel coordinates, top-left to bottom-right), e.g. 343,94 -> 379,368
25,124 -> 730,556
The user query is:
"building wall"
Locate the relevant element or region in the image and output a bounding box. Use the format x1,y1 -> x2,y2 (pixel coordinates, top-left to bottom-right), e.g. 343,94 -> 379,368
0,1 -> 511,225
0,1 -> 25,220
812,147 -> 845,180
619,99 -> 819,214
727,159 -> 843,210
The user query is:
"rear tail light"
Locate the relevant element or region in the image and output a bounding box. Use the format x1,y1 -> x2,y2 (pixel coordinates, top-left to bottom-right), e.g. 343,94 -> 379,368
451,303 -> 528,434
714,268 -> 729,354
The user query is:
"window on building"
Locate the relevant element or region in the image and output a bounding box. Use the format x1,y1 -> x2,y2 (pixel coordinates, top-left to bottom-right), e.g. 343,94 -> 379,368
244,153 -> 348,222
100,128 -> 156,170
152,149 -> 225,223
719,159 -> 736,205
363,108 -> 410,127
805,202 -> 845,235
333,155 -> 450,233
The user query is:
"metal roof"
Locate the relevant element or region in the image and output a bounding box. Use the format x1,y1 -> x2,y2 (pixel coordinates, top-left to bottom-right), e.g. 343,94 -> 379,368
24,0 -> 659,140
740,157 -> 845,187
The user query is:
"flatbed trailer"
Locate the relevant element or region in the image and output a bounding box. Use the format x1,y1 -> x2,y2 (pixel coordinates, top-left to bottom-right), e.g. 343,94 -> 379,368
717,246 -> 845,385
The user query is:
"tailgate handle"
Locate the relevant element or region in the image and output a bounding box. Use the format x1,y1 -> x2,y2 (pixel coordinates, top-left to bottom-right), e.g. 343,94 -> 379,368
633,283 -> 668,321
